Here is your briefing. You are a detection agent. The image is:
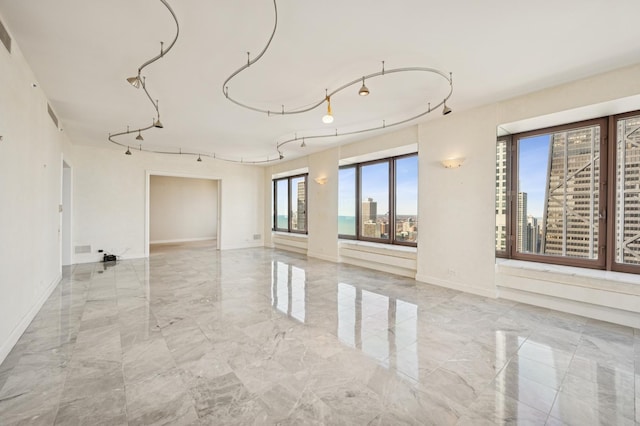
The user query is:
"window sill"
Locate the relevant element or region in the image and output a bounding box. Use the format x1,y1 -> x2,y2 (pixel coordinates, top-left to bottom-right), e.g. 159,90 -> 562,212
496,259 -> 640,296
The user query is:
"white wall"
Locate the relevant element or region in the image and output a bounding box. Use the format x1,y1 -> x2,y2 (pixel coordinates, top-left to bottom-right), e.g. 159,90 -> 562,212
0,32 -> 73,363
150,175 -> 218,244
72,145 -> 264,263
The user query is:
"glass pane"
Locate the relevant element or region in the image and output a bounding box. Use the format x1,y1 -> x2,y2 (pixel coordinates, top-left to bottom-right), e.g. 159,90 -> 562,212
290,176 -> 306,232
360,162 -> 389,240
495,140 -> 507,252
616,115 -> 640,265
275,179 -> 288,230
518,125 -> 600,259
338,167 -> 356,236
395,155 -> 418,243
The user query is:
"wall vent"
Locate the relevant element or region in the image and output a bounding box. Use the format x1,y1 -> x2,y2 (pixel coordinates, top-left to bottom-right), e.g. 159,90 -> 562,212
253,234 -> 262,240
74,245 -> 91,254
0,17 -> 11,53
47,103 -> 59,129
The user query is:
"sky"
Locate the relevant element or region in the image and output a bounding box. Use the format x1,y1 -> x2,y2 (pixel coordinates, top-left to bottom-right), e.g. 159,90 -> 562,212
518,134 -> 551,217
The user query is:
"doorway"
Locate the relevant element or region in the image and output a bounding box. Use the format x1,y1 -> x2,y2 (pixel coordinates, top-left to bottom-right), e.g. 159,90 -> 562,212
145,172 -> 221,257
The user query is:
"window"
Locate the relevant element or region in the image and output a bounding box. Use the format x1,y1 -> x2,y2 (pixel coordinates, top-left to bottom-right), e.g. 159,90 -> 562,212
339,153 -> 418,246
497,111 -> 640,273
273,174 -> 307,233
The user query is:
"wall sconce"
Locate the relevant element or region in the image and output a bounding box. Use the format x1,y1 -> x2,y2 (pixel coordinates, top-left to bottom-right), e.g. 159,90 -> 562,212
314,176 -> 328,185
441,158 -> 465,169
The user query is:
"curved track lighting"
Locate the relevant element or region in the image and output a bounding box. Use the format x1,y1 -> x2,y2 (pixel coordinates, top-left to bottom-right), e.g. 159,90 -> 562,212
108,0 -> 178,153
107,0 -> 453,164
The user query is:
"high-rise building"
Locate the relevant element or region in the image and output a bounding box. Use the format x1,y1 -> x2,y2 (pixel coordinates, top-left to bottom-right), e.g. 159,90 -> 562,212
495,141 -> 508,251
517,192 -> 528,253
526,215 -> 540,253
297,180 -> 306,230
542,126 -> 600,258
362,197 -> 377,223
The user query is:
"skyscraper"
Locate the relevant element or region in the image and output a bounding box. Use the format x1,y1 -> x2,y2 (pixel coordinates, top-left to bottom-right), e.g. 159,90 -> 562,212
361,197 -> 380,238
297,180 -> 306,230
362,197 -> 377,223
517,192 -> 528,253
495,141 -> 508,251
542,126 -> 600,258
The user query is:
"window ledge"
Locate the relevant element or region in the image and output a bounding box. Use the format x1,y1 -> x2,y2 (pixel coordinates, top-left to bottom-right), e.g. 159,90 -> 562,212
496,259 -> 640,296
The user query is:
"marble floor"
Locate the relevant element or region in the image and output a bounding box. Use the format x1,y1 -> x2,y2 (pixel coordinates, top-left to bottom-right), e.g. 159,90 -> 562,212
0,245 -> 638,425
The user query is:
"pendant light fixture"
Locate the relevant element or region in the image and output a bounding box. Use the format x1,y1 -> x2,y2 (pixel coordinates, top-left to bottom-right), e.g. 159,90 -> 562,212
358,77 -> 369,96
125,146 -> 132,155
197,154 -> 202,162
136,130 -> 144,141
322,96 -> 333,124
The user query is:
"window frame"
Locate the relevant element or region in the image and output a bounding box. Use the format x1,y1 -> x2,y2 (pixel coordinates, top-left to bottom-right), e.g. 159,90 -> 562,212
339,153 -> 418,247
608,110 -> 640,273
272,173 -> 308,234
497,113 -> 640,272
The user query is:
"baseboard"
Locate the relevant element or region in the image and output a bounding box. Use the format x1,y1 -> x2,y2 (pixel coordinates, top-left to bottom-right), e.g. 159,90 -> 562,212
150,237 -> 216,244
307,251 -> 339,263
0,273 -> 62,365
220,241 -> 264,250
415,274 -> 497,298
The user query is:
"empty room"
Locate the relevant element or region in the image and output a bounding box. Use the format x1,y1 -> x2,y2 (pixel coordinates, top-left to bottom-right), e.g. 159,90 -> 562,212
1,0 -> 639,424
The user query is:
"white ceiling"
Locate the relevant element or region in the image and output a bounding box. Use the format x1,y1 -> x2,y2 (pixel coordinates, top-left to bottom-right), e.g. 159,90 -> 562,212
1,0 -> 639,164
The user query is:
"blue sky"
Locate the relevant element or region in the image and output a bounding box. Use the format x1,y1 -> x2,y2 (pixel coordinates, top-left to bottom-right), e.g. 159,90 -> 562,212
518,134 -> 551,217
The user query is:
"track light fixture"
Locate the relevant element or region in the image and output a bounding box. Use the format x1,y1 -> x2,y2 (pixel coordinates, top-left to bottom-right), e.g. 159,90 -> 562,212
301,138 -> 306,148
125,146 -> 132,155
136,131 -> 144,141
442,101 -> 452,115
154,118 -> 163,128
322,96 -> 334,124
126,74 -> 142,89
197,154 -> 202,162
358,77 -> 369,96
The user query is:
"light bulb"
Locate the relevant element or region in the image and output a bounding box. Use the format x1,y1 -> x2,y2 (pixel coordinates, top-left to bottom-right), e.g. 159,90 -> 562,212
322,114 -> 334,124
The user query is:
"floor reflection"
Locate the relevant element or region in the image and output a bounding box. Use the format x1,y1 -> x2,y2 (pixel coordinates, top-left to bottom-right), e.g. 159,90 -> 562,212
0,246 -> 637,425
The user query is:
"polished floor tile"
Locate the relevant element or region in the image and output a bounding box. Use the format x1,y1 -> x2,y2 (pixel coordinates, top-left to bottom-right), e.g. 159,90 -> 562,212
0,244 -> 638,425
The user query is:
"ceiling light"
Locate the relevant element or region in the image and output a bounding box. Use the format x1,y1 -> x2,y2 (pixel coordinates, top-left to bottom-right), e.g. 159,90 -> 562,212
358,77 -> 369,96
300,138 -> 306,148
154,118 -> 163,128
197,154 -> 202,162
322,96 -> 333,124
442,101 -> 452,115
125,147 -> 132,155
136,131 -> 144,141
126,75 -> 142,89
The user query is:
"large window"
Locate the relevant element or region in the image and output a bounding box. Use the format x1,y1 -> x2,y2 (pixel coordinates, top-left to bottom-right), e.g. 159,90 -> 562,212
496,111 -> 640,273
339,153 -> 418,246
273,174 -> 307,233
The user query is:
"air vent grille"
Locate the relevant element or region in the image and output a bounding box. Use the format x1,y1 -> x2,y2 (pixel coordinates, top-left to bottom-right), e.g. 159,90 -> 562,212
74,245 -> 91,254
47,103 -> 59,128
0,17 -> 11,53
